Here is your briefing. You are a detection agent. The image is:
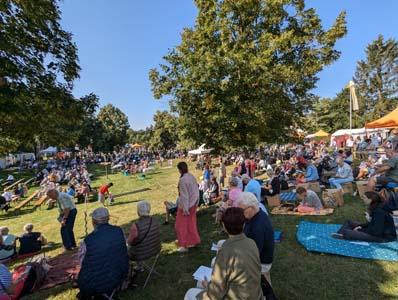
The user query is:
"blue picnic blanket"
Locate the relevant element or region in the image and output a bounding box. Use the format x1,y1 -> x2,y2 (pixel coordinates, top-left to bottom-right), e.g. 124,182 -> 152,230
297,221 -> 398,261
280,192 -> 296,202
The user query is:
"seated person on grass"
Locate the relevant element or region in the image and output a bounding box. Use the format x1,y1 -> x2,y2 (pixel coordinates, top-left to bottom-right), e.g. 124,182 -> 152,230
262,169 -> 281,197
203,176 -> 220,205
127,201 -> 161,273
332,191 -> 397,242
0,227 -> 16,261
184,207 -> 263,300
295,186 -> 323,213
303,161 -> 320,182
163,198 -> 178,225
215,177 -> 242,224
18,224 -> 47,255
368,149 -> 398,191
328,157 -> 354,192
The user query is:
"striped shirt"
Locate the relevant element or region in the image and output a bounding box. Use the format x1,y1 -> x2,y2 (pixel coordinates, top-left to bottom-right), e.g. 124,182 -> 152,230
0,264 -> 12,295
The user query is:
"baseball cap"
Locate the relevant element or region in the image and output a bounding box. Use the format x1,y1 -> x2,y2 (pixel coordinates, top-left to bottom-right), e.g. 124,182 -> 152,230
90,207 -> 110,221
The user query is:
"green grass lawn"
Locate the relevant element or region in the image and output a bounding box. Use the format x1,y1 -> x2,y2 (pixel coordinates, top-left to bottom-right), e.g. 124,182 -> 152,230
1,162 -> 398,300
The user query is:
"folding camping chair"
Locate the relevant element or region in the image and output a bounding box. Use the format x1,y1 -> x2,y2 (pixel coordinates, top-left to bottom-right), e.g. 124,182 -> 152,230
142,252 -> 161,289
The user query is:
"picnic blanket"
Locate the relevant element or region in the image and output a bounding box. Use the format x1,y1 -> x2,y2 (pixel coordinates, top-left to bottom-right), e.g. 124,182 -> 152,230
297,221 -> 398,261
280,192 -> 296,202
271,207 -> 334,216
40,251 -> 80,290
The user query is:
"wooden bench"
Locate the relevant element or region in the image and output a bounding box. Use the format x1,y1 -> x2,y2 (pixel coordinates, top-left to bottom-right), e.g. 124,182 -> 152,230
33,195 -> 48,207
23,177 -> 35,185
14,190 -> 39,210
4,179 -> 24,191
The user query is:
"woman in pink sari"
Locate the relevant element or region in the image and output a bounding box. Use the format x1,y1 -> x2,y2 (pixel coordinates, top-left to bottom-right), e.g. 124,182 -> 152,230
175,162 -> 201,253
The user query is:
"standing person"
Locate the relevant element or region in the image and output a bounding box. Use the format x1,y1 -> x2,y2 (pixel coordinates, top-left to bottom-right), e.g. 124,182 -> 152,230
346,136 -> 354,151
218,158 -> 227,189
175,162 -> 201,253
203,164 -> 211,191
47,189 -> 77,251
98,182 -> 113,205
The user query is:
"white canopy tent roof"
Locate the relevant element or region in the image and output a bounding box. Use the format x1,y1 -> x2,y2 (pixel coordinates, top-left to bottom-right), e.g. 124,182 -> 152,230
188,144 -> 214,155
331,128 -> 389,137
40,146 -> 57,153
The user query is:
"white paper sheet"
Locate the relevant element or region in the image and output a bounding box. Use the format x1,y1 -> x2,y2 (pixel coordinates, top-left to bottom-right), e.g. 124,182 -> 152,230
193,266 -> 212,281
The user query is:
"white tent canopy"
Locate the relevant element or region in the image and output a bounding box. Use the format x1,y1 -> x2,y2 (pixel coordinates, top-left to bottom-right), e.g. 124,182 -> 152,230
188,144 -> 213,155
40,146 -> 57,153
331,128 -> 389,138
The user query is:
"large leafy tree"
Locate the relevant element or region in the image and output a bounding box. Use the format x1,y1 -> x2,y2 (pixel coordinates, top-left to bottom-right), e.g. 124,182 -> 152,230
354,35 -> 398,120
97,104 -> 130,151
150,111 -> 179,150
150,0 -> 346,149
0,0 -> 80,153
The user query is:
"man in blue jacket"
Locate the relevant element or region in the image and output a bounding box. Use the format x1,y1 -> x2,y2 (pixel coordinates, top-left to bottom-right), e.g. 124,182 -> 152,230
77,207 -> 129,299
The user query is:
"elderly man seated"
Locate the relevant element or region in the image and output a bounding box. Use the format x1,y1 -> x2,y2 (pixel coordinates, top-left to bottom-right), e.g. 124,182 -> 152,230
328,157 -> 354,195
127,200 -> 161,273
77,207 -> 129,300
237,192 -> 274,286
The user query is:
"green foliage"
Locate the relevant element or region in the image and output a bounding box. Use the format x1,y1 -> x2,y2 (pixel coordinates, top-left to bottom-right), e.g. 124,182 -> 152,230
354,35 -> 398,121
128,127 -> 154,147
0,0 -> 81,154
150,111 -> 179,150
150,0 -> 346,149
97,104 -> 130,151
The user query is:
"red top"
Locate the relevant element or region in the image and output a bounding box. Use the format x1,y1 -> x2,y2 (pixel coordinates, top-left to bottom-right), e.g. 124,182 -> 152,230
99,185 -> 109,194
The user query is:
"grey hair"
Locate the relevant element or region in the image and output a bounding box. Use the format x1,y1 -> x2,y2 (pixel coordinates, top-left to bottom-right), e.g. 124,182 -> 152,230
24,223 -> 34,232
229,176 -> 239,187
0,227 -> 8,235
137,200 -> 151,217
237,192 -> 259,210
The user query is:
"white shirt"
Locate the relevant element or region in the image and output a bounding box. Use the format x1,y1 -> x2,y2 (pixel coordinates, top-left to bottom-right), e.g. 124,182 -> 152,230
346,139 -> 354,147
1,192 -> 12,202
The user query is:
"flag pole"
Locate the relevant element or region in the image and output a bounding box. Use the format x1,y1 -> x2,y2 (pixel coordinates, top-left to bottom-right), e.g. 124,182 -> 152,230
350,85 -> 352,134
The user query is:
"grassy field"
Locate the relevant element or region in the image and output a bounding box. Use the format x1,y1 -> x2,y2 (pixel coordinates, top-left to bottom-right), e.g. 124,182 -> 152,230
1,162 -> 398,300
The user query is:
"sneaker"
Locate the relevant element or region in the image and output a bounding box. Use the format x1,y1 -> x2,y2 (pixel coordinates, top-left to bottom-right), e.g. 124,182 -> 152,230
177,247 -> 188,253
331,233 -> 344,240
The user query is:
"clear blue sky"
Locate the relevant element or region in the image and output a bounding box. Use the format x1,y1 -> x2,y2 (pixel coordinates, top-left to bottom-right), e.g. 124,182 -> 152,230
60,0 -> 398,130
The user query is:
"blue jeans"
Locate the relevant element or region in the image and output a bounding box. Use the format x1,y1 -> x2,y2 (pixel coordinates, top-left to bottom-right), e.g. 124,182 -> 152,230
61,208 -> 77,249
329,177 -> 353,190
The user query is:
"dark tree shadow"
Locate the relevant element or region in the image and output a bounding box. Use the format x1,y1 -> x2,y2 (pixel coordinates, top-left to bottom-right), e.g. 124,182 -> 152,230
113,188 -> 151,199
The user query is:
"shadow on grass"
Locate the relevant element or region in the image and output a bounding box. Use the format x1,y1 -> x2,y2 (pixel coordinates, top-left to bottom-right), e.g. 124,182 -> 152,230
0,207 -> 37,220
113,188 -> 151,199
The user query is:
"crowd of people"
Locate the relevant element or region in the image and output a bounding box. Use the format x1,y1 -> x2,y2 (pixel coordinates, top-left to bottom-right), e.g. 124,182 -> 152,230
1,133 -> 398,299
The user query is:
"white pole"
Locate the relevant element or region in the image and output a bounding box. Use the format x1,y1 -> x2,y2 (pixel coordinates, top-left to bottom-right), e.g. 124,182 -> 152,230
349,88 -> 352,134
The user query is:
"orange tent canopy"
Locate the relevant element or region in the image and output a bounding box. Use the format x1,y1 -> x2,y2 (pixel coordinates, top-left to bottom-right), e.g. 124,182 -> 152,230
365,107 -> 398,129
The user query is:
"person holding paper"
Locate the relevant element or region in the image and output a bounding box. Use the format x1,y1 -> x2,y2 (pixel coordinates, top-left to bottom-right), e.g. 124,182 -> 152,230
184,207 -> 263,300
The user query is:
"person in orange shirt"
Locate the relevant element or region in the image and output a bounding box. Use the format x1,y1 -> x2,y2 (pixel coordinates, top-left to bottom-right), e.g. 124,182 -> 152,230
98,183 -> 113,205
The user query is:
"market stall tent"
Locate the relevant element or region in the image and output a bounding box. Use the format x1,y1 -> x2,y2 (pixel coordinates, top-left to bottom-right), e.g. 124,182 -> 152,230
365,107 -> 398,129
